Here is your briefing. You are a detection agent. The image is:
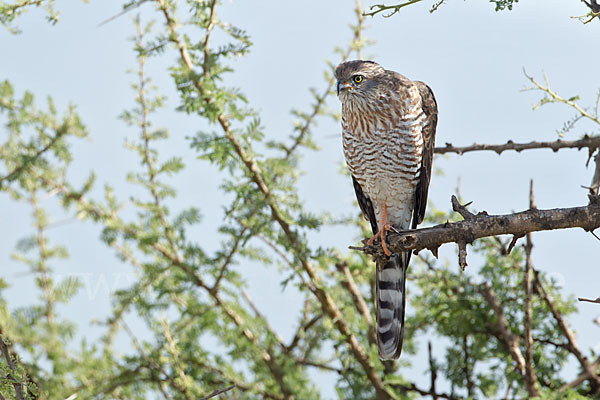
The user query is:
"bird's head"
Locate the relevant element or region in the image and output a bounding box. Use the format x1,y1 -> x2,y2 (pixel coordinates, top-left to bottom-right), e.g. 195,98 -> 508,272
335,60 -> 385,102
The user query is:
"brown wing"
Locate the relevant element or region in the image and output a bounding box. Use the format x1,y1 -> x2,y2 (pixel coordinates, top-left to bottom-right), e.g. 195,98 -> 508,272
412,82 -> 438,229
352,175 -> 378,234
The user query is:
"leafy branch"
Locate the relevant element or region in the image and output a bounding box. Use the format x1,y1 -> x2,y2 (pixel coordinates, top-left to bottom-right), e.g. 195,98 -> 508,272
364,0 -> 519,17
523,70 -> 600,128
363,0 -> 423,17
0,0 -> 59,32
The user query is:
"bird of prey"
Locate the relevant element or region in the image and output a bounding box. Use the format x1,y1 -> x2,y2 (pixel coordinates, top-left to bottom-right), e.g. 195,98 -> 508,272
335,60 -> 437,360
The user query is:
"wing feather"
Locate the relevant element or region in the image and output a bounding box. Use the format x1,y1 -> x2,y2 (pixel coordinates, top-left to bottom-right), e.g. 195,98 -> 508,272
412,82 -> 438,229
352,175 -> 378,234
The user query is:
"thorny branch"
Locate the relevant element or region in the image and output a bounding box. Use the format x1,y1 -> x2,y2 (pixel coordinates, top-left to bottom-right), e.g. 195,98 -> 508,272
355,195 -> 600,268
434,135 -> 600,156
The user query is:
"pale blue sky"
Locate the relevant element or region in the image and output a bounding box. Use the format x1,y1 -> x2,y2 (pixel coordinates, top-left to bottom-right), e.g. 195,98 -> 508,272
1,0 -> 599,398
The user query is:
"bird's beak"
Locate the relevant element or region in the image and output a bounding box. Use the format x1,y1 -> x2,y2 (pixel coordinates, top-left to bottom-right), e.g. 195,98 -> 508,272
337,79 -> 350,95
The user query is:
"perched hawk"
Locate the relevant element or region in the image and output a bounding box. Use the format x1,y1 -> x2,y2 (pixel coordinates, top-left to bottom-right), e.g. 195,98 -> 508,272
335,60 -> 437,360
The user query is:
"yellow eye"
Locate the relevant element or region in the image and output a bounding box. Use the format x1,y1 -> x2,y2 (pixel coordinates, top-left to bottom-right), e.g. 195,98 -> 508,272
353,75 -> 363,83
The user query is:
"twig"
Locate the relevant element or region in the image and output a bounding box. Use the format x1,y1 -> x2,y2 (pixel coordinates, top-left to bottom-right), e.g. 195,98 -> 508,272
241,290 -> 288,350
200,384 -> 235,400
462,335 -> 473,398
390,382 -> 459,400
561,356 -> 600,390
286,314 -> 322,353
434,135 -> 600,156
524,70 -> 600,126
589,150 -> 600,197
578,0 -> 600,23
479,283 -> 526,375
506,234 -> 524,254
294,358 -> 344,374
503,380 -> 514,400
211,225 -> 250,294
336,262 -> 376,345
583,0 -> 600,12
0,335 -> 25,400
363,0 -> 423,17
97,0 -> 151,27
0,129 -> 67,188
428,342 -> 438,400
121,322 -> 175,398
457,241 -> 468,270
534,273 -> 600,391
451,196 -> 476,219
578,297 -> 600,304
533,337 -> 570,351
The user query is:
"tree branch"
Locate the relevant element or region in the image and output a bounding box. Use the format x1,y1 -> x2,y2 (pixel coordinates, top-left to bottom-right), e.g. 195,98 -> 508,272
578,296 -> 600,304
0,334 -> 25,400
589,150 -> 600,197
561,356 -> 600,391
534,272 -> 600,392
0,128 -> 66,188
478,283 -> 526,375
336,262 -> 376,346
583,0 -> 600,13
428,341 -> 438,400
355,195 -> 600,268
363,0 -> 423,17
200,384 -> 235,400
462,335 -> 474,398
390,382 -> 459,400
434,135 -> 600,156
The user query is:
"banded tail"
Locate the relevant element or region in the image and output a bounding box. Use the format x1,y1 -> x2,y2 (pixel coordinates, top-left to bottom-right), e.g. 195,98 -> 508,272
376,252 -> 408,360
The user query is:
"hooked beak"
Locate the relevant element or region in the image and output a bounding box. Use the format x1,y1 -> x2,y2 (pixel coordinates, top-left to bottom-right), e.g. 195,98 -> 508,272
337,79 -> 351,95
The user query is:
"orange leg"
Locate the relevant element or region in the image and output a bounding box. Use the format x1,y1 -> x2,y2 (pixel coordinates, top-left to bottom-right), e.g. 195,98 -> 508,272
366,201 -> 392,256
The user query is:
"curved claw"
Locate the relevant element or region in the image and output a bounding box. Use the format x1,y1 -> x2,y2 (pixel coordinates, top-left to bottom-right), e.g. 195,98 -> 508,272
364,201 -> 394,257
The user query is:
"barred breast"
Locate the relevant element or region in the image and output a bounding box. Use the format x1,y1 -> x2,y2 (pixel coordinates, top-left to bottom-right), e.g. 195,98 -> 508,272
341,85 -> 425,230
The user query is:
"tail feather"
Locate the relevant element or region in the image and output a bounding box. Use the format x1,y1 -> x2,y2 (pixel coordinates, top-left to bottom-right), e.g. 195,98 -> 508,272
376,252 -> 408,360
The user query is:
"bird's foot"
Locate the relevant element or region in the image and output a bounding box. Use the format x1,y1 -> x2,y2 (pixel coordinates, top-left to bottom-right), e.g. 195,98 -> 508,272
365,201 -> 394,257
365,224 -> 393,257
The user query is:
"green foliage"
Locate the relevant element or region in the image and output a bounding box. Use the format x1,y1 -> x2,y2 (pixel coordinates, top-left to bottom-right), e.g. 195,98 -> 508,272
0,0 -> 88,33
491,0 -> 519,11
0,1 -> 598,400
